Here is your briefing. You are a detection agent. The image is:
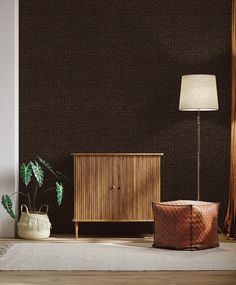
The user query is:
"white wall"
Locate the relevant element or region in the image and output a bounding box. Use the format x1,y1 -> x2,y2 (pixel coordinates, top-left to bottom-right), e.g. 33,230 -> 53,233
0,0 -> 18,237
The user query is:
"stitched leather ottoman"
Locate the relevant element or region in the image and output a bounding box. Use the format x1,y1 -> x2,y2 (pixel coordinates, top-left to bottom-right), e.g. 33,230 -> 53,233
152,200 -> 219,250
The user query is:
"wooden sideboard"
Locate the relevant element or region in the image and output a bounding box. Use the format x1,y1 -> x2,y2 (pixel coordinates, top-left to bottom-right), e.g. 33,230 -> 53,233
72,153 -> 163,238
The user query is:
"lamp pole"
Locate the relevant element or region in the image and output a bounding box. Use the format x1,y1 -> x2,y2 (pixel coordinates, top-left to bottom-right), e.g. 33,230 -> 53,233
197,111 -> 200,201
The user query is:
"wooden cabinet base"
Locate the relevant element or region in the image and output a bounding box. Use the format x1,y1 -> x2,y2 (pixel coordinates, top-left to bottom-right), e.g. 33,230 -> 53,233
73,220 -> 154,239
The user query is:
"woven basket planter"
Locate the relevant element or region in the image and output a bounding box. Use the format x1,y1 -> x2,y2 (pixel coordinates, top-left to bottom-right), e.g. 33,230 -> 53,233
18,204 -> 51,240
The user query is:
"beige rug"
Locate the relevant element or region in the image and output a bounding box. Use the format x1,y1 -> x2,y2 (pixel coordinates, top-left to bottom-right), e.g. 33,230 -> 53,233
0,242 -> 235,271
0,243 -> 13,258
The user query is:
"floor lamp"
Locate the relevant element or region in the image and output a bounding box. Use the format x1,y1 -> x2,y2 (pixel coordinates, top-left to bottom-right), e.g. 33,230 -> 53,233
179,74 -> 219,201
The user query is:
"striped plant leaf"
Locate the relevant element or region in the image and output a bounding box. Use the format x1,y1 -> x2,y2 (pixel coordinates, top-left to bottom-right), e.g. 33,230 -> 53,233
55,182 -> 64,206
20,163 -> 32,187
30,161 -> 44,187
37,157 -> 58,177
1,194 -> 16,219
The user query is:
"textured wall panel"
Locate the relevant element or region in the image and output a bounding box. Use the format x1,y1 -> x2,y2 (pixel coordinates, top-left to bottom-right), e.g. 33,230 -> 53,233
20,0 -> 231,233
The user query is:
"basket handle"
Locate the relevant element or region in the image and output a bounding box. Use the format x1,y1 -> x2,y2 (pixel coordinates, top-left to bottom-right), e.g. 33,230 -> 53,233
20,204 -> 29,214
39,204 -> 49,214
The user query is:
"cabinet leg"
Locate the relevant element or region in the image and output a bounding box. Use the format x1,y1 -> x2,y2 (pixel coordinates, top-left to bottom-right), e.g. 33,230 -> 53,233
75,222 -> 79,240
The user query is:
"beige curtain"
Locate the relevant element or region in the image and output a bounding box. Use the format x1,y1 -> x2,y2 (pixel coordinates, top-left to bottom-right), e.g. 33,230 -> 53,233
225,0 -> 236,239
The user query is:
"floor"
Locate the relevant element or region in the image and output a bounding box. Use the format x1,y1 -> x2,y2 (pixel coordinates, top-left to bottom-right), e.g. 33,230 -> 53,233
0,234 -> 235,285
0,271 -> 236,285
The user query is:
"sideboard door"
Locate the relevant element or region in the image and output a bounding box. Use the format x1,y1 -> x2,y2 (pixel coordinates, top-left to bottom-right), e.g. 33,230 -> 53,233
124,155 -> 161,221
74,155 -> 114,221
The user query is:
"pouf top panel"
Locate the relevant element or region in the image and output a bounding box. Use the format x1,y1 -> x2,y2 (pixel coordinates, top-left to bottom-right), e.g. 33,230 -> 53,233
153,200 -> 219,207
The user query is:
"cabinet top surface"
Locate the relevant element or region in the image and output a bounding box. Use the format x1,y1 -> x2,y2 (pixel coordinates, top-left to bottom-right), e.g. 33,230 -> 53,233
71,153 -> 164,156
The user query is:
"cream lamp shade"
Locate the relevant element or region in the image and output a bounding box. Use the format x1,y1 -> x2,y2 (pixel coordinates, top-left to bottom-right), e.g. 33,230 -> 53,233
179,74 -> 219,111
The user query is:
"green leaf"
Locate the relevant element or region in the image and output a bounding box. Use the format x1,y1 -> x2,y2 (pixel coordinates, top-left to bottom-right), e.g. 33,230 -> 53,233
1,195 -> 16,219
30,161 -> 44,187
20,163 -> 32,187
37,157 -> 58,177
55,182 -> 63,206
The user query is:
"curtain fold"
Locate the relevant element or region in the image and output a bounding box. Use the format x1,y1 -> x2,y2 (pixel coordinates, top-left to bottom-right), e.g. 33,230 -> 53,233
225,0 -> 236,239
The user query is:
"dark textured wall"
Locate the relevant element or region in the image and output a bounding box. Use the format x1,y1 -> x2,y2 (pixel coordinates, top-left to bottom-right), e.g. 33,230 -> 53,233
20,0 -> 231,234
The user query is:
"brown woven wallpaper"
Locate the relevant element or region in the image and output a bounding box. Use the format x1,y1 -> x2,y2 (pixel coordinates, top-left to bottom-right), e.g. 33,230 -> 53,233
20,0 -> 231,234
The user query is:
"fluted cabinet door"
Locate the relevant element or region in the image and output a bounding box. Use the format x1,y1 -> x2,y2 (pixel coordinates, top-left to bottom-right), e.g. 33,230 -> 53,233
124,156 -> 161,220
74,155 -> 114,221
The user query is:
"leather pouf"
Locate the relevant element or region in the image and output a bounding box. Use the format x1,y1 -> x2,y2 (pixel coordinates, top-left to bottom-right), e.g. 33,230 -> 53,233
152,200 -> 219,250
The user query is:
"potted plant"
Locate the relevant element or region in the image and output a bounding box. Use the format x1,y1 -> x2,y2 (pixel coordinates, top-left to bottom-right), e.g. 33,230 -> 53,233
1,157 -> 68,239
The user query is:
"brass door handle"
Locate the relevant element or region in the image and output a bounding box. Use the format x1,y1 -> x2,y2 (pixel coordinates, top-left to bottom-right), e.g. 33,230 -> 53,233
111,186 -> 121,190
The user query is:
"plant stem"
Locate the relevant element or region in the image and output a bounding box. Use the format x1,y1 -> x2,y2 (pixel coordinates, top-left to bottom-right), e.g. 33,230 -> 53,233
10,191 -> 32,211
37,187 -> 55,198
33,184 -> 38,213
42,187 -> 55,193
10,192 -> 28,199
27,191 -> 32,212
